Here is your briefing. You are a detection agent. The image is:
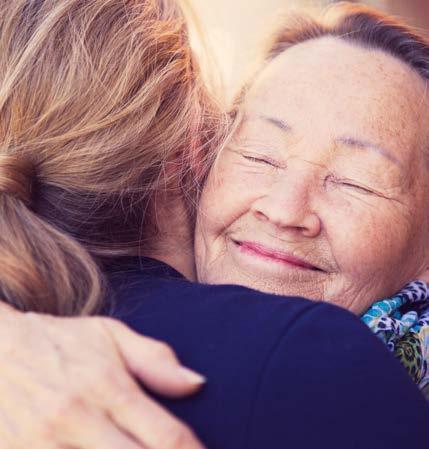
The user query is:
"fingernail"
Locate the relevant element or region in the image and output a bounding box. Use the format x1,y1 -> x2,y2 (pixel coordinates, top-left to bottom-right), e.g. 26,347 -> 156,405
178,367 -> 206,385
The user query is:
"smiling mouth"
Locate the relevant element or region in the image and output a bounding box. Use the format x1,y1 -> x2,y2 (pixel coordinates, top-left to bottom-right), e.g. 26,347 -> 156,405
232,239 -> 323,272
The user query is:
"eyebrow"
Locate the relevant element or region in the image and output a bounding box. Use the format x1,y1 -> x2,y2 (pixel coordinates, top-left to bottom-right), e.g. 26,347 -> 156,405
336,136 -> 402,166
254,115 -> 402,167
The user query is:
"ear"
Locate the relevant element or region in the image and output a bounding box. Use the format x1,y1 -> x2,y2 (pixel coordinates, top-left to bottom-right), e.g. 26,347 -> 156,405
188,131 -> 223,190
188,135 -> 206,182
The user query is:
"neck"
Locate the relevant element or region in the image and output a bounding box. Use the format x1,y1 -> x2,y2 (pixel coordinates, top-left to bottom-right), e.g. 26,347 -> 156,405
144,191 -> 196,280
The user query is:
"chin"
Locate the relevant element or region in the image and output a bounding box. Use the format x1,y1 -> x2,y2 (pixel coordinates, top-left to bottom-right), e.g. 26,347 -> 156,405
207,270 -> 325,302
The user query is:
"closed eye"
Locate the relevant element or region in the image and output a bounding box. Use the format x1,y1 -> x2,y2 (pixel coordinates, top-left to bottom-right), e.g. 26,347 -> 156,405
326,174 -> 375,195
338,180 -> 374,195
242,154 -> 279,168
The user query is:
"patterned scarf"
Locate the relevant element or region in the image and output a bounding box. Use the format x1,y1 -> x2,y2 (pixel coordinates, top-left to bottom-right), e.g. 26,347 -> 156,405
362,281 -> 429,398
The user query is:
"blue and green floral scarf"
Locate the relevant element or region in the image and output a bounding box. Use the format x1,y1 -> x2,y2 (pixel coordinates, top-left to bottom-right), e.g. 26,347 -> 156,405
362,281 -> 429,398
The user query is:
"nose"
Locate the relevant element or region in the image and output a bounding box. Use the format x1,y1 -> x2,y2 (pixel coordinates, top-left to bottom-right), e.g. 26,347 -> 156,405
251,167 -> 321,238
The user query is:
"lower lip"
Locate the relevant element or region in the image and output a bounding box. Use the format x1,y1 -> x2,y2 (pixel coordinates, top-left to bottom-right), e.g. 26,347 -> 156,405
234,240 -> 317,271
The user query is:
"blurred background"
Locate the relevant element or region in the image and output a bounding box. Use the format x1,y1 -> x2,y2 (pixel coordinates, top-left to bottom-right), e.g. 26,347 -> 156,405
188,0 -> 429,102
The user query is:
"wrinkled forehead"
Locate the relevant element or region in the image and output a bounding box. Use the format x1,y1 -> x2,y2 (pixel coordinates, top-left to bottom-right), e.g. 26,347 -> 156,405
240,36 -> 429,167
247,36 -> 427,112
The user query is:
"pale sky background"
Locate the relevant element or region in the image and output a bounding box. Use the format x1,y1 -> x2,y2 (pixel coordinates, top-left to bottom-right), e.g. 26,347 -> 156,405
187,0 -> 423,102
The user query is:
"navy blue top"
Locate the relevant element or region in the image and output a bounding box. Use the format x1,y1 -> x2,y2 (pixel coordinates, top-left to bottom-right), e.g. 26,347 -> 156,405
107,257 -> 428,449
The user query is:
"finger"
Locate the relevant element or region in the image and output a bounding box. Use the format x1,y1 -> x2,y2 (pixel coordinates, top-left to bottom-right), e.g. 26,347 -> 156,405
103,319 -> 205,397
108,382 -> 205,449
63,407 -> 148,449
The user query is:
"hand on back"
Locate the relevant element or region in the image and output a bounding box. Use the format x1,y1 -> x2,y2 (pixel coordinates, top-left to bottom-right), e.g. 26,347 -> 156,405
0,303 -> 206,449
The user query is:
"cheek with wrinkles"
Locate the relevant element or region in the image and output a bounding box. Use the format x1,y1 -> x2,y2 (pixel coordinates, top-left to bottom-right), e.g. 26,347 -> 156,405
327,208 -> 410,277
204,166 -> 272,221
227,155 -> 276,181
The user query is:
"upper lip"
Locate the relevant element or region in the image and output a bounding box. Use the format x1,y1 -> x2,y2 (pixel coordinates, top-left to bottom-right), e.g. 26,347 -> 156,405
232,239 -> 324,271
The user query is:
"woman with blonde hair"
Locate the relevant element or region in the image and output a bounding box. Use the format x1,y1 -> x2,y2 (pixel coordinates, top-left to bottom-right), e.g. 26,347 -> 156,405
0,2 -> 427,449
0,0 -> 226,447
0,0 -> 226,316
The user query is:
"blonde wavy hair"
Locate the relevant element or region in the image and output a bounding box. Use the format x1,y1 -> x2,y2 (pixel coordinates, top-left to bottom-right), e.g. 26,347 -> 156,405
0,0 -> 228,315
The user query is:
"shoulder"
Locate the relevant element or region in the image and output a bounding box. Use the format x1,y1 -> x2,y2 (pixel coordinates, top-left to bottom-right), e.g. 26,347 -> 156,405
244,302 -> 429,448
109,270 -> 429,449
110,273 -> 322,352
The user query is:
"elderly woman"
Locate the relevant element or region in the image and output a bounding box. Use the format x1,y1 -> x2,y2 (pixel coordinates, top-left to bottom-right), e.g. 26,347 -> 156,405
195,3 -> 429,392
196,7 -> 429,312
0,2 -> 428,449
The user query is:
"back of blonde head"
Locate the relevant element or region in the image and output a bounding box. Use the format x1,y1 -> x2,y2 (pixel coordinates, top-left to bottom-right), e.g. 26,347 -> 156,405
0,0 -> 226,315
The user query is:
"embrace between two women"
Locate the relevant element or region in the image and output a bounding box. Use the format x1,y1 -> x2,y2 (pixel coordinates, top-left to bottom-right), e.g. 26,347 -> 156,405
0,1 -> 428,448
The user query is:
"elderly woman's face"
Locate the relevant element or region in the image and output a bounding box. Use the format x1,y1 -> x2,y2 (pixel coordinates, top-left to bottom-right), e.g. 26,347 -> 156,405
194,37 -> 429,313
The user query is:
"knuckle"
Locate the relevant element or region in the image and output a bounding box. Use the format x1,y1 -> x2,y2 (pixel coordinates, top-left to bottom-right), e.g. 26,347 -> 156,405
96,362 -> 117,383
93,360 -> 138,400
35,393 -> 85,438
110,385 -> 143,411
150,341 -> 176,362
51,392 -> 86,418
101,369 -> 133,395
84,369 -> 110,395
